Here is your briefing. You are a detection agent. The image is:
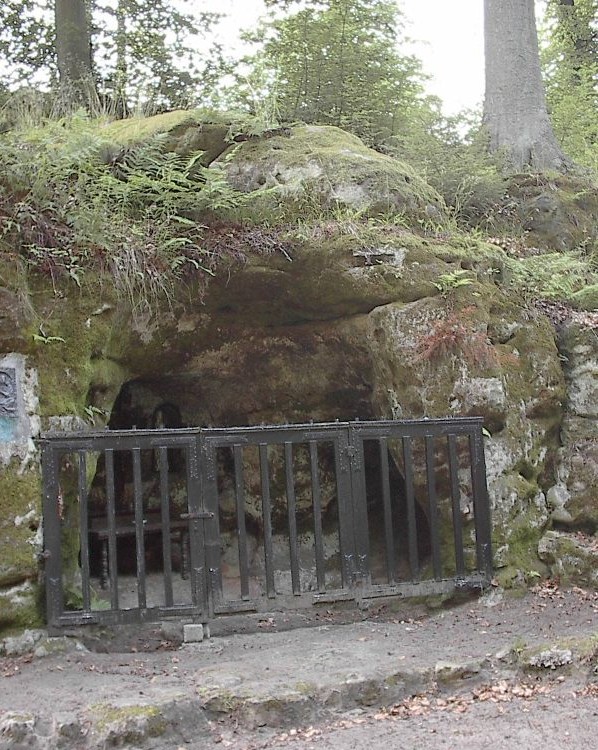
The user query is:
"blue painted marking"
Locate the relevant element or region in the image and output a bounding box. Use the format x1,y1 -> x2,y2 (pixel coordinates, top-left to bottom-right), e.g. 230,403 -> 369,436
0,416 -> 16,441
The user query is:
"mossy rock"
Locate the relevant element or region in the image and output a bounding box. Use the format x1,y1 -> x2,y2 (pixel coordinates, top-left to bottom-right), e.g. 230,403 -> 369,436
25,280 -> 125,419
538,530 -> 598,587
507,174 -> 598,252
102,109 -> 236,166
0,583 -> 43,636
89,703 -> 167,744
570,284 -> 598,311
202,229 -> 452,326
224,124 -> 446,223
0,464 -> 41,588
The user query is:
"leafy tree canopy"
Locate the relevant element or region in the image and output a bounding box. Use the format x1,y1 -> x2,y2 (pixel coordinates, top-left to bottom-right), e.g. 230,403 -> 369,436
542,0 -> 598,169
0,0 -> 222,111
231,0 -> 429,149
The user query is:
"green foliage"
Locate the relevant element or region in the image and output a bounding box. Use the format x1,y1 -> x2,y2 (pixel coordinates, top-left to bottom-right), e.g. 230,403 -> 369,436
32,329 -> 66,345
0,2 -> 54,86
64,584 -> 110,612
234,0 -> 428,149
433,270 -> 475,294
93,0 -> 223,112
506,252 -> 598,301
0,115 -> 249,308
394,106 -> 512,230
542,0 -> 598,171
0,1 -> 224,112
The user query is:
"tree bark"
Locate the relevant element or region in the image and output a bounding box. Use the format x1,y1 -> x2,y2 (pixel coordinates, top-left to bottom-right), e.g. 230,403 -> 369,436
55,0 -> 95,106
483,0 -> 570,172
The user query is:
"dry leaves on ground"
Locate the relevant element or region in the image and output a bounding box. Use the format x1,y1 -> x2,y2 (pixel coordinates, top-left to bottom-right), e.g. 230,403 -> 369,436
0,654 -> 32,677
530,579 -> 565,600
382,679 -> 551,720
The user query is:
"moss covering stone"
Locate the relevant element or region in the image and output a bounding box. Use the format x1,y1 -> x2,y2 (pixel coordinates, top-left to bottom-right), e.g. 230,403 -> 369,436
224,124 -> 447,223
102,109 -> 238,165
538,530 -> 598,586
570,284 -> 598,311
0,463 -> 41,588
506,174 -> 598,252
89,703 -> 167,743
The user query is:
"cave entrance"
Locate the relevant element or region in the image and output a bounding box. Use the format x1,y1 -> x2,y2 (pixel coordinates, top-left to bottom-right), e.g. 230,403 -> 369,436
40,418 -> 492,631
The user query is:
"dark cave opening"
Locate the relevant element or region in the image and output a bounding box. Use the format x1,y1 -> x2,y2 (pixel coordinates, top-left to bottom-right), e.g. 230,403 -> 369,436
81,373 -> 435,597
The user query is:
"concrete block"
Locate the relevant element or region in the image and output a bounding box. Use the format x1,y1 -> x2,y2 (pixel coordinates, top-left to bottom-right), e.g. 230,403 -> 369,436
183,623 -> 205,643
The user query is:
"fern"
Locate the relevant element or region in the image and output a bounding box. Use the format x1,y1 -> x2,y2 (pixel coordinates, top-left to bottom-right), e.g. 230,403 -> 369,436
0,117 -> 253,309
506,252 -> 597,301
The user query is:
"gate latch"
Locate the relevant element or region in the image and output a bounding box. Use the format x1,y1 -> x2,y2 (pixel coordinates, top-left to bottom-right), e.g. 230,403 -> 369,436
180,511 -> 215,520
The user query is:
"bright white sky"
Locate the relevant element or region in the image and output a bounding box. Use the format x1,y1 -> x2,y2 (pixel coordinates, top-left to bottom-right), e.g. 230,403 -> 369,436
203,0 -> 548,116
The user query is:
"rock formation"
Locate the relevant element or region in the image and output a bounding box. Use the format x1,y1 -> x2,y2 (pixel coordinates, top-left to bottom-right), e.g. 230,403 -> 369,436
0,115 -> 596,631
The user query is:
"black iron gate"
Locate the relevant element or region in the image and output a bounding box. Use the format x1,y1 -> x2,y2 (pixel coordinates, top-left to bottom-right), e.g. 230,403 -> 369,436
40,418 -> 492,630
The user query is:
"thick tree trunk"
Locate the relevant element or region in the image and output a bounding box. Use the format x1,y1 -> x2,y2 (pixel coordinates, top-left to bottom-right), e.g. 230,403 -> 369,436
55,0 -> 96,106
483,0 -> 570,172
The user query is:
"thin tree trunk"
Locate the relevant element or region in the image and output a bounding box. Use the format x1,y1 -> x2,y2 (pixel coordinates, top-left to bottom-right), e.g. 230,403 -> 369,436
335,4 -> 349,127
483,0 -> 570,172
114,1 -> 128,117
55,0 -> 96,107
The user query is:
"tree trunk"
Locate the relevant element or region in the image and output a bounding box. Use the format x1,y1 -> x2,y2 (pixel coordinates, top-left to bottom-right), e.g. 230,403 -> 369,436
55,0 -> 95,106
114,1 -> 128,117
483,0 -> 570,172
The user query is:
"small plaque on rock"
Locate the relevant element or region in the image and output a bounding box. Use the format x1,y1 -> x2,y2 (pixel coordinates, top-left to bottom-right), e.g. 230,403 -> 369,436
0,368 -> 17,417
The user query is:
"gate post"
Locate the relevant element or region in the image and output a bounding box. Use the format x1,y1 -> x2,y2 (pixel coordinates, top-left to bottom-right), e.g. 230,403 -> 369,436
197,432 -> 223,614
334,429 -> 356,587
347,425 -> 371,587
184,435 -> 210,619
469,428 -> 493,578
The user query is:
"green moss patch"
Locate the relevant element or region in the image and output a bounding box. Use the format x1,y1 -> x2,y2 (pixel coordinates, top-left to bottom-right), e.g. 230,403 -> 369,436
0,584 -> 43,636
0,464 -> 41,588
570,284 -> 598,311
90,703 -> 167,742
225,124 -> 446,223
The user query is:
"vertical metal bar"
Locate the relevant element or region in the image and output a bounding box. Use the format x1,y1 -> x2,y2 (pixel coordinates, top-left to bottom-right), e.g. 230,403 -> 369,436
334,433 -> 354,588
425,435 -> 442,579
284,442 -> 301,595
233,444 -> 250,599
448,435 -> 465,576
379,438 -> 396,584
349,429 -> 370,584
159,447 -> 174,608
402,436 -> 419,579
259,443 -> 276,598
77,450 -> 91,612
132,448 -> 146,609
41,444 -> 64,626
309,441 -> 326,592
469,429 -> 493,577
193,439 -> 212,615
104,449 -> 119,610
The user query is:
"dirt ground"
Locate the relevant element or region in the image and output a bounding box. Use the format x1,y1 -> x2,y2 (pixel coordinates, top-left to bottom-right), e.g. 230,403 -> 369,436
0,582 -> 597,749
210,679 -> 598,750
